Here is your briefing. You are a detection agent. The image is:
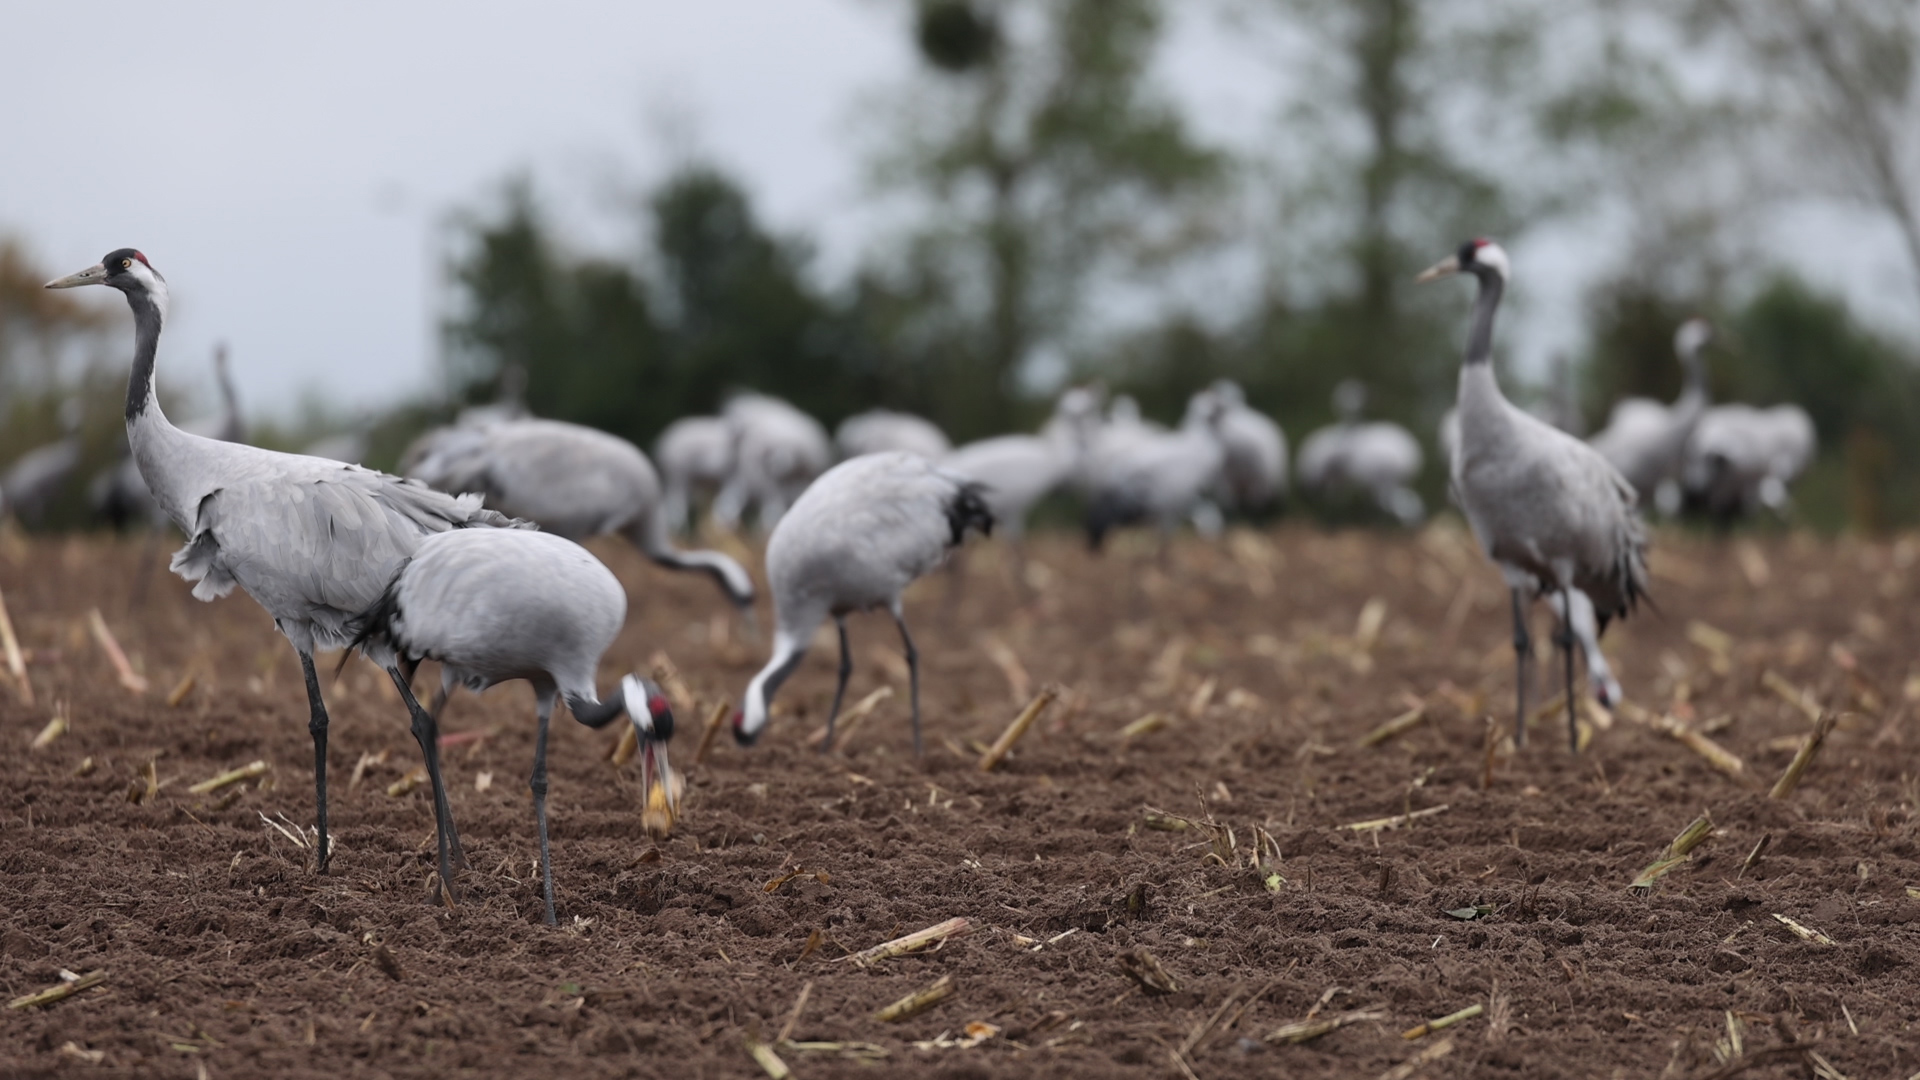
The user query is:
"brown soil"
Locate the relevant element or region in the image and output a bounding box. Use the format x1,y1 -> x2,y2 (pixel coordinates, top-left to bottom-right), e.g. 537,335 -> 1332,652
2,526 -> 1918,1079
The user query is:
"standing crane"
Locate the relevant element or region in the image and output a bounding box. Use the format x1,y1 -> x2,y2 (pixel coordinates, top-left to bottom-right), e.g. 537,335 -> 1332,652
1682,403 -> 1815,524
1084,387 -> 1232,550
47,249 -> 518,871
1207,379 -> 1289,515
835,408 -> 952,461
405,418 -> 754,614
1589,319 -> 1711,515
655,415 -> 735,536
1296,380 -> 1425,526
1417,239 -> 1648,751
733,452 -> 992,755
346,527 -> 676,924
712,393 -> 832,533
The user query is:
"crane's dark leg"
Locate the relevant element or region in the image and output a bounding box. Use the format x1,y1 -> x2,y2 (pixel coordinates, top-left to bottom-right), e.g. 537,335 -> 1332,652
1509,588 -> 1532,748
530,693 -> 558,926
820,617 -> 852,753
891,605 -> 923,758
298,651 -> 333,873
424,680 -> 469,869
388,667 -> 460,905
1558,587 -> 1579,754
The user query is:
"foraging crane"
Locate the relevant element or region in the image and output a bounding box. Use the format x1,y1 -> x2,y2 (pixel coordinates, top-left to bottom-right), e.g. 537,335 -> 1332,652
835,408 -> 952,461
1208,380 -> 1289,514
655,415 -> 735,536
47,249 -> 517,872
346,527 -> 676,924
1084,387 -> 1230,549
93,342 -> 247,531
1589,319 -> 1711,515
1682,403 -> 1815,524
2,398 -> 84,527
1417,239 -> 1647,751
734,452 -> 992,755
712,393 -> 832,532
405,418 -> 754,612
1296,381 -> 1425,525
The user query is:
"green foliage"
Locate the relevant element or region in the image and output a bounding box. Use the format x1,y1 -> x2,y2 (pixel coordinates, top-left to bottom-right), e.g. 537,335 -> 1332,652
440,169 -> 861,449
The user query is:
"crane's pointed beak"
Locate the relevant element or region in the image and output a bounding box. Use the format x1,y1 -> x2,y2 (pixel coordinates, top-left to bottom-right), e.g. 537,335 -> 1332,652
639,737 -> 680,838
46,263 -> 107,289
1415,255 -> 1461,284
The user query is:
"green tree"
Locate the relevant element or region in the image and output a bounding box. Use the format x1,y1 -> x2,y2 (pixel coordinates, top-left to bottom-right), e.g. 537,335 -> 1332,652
866,0 -> 1226,437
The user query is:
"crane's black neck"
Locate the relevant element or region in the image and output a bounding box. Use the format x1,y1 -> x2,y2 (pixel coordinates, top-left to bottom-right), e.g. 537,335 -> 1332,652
125,289 -> 164,424
568,689 -> 629,730
1464,271 -> 1504,367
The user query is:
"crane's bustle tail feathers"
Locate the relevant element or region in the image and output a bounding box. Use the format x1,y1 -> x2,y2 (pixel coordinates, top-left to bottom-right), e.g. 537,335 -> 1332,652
944,480 -> 995,545
1084,487 -> 1146,551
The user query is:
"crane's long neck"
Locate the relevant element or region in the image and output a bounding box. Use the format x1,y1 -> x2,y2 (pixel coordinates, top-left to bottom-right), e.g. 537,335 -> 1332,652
215,351 -> 243,442
1464,271 -> 1503,368
626,515 -> 755,608
125,286 -> 169,425
741,629 -> 809,741
1676,344 -> 1708,410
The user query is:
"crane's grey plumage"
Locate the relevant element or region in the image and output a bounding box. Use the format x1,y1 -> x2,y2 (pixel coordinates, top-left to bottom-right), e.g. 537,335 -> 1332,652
712,393 -> 832,532
347,528 -> 676,924
1296,381 -> 1425,525
1682,403 -> 1815,523
406,418 -> 754,611
2,398 -> 83,527
835,408 -> 952,461
1083,388 -> 1230,549
1207,380 -> 1288,512
48,249 -> 519,873
654,414 -> 735,536
735,452 -> 992,755
1590,319 -> 1711,514
1418,239 -> 1647,751
940,431 -> 1076,547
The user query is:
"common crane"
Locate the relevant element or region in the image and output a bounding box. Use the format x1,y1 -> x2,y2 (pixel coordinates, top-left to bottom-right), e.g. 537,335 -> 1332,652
1417,239 -> 1648,751
835,408 -> 952,461
405,418 -> 754,613
1296,380 -> 1425,526
347,527 -> 676,924
48,249 -> 518,871
712,393 -> 832,533
1589,319 -> 1711,515
734,452 -> 992,756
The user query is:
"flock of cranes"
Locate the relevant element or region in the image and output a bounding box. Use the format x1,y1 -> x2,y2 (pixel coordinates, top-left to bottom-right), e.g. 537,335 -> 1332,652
33,240 -> 1816,923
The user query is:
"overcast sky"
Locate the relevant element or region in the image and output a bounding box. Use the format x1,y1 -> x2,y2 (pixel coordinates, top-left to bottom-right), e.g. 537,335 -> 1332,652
3,1 -> 1912,423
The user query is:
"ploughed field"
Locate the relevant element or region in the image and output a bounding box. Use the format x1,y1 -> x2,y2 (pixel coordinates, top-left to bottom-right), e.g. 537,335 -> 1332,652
2,526 -> 1918,1079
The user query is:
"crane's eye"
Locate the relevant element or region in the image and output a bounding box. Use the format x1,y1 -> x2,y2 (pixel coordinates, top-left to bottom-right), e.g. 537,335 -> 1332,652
121,258 -> 132,269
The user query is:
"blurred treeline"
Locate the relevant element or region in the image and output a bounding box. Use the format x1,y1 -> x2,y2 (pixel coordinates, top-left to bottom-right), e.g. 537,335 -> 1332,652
3,0 -> 1918,531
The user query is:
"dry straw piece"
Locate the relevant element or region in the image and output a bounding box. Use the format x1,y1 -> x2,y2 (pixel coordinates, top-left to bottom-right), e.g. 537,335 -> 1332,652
1630,811 -> 1716,893
1266,1009 -> 1387,1045
29,711 -> 66,750
1402,1003 -> 1483,1040
8,969 -> 107,1010
1343,805 -> 1449,832
691,700 -> 732,766
1771,913 -> 1835,946
807,686 -> 894,751
835,917 -> 970,967
1378,1036 -> 1456,1080
979,686 -> 1057,772
187,760 -> 268,795
1769,712 -> 1837,800
1359,705 -> 1426,748
873,974 -> 955,1022
744,1038 -> 791,1079
1761,669 -> 1823,723
0,585 -> 31,706
87,608 -> 149,694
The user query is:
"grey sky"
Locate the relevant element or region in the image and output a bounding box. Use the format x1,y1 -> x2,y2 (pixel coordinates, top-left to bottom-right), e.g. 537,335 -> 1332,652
3,2 -> 1911,423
